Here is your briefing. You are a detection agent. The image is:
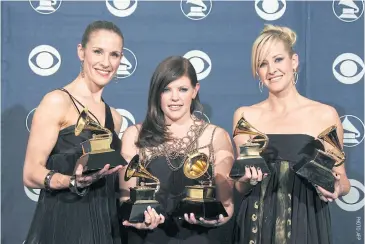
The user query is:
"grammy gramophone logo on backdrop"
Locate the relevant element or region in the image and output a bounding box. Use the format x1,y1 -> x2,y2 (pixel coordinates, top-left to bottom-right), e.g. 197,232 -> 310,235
333,0 -> 364,22
29,0 -> 62,14
183,50 -> 212,81
106,0 -> 138,17
340,115 -> 365,147
180,0 -> 212,20
116,48 -> 138,79
254,0 -> 286,21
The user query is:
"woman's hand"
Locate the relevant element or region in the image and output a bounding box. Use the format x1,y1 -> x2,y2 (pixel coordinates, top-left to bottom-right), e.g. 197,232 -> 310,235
184,213 -> 224,227
122,206 -> 165,230
237,165 -> 266,186
315,173 -> 342,202
74,163 -> 123,188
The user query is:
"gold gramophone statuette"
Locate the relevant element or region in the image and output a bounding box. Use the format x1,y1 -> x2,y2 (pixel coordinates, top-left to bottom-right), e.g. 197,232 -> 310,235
120,155 -> 163,223
229,114 -> 270,180
73,107 -> 127,174
293,125 -> 346,193
174,152 -> 228,220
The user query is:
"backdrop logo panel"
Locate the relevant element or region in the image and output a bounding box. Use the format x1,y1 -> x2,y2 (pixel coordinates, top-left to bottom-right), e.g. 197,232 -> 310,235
340,115 -> 365,147
26,108 -> 37,132
183,50 -> 211,81
180,0 -> 212,20
116,47 -> 137,79
333,53 -> 364,84
24,186 -> 40,202
116,109 -> 136,139
29,0 -> 62,14
28,45 -> 61,76
333,0 -> 364,22
254,0 -> 286,21
193,111 -> 210,123
336,179 -> 365,211
106,0 -> 138,17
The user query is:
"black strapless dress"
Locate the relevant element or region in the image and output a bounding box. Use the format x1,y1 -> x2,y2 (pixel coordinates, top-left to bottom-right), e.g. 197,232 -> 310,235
233,134 -> 333,244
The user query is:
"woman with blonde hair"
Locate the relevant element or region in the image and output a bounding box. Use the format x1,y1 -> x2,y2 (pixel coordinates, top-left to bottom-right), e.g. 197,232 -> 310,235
232,25 -> 350,244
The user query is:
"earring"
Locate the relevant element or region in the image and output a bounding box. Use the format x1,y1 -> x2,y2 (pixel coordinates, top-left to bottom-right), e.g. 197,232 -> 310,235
80,61 -> 84,78
259,81 -> 263,93
293,71 -> 298,85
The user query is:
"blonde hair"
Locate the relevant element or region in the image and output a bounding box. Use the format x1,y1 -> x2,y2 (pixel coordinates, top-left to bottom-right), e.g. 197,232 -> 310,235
251,24 -> 297,78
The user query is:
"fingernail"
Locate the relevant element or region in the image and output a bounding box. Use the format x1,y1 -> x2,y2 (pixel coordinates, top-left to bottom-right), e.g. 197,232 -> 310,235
250,165 -> 254,168
219,214 -> 223,218
245,165 -> 249,168
257,167 -> 261,170
147,206 -> 151,210
199,217 -> 204,221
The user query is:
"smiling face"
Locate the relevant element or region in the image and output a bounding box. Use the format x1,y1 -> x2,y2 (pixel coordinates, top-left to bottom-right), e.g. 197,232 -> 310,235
160,75 -> 199,124
257,40 -> 298,93
78,29 -> 123,87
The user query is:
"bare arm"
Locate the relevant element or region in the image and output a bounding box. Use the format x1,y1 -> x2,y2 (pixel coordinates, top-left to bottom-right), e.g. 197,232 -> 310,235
119,125 -> 140,202
23,91 -> 72,189
212,127 -> 235,225
322,106 -> 350,196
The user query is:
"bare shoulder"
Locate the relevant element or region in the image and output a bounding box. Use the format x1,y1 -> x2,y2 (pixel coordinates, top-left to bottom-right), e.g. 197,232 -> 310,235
205,124 -> 232,146
121,123 -> 142,143
233,102 -> 266,125
304,99 -> 340,127
36,89 -> 72,120
40,89 -> 71,109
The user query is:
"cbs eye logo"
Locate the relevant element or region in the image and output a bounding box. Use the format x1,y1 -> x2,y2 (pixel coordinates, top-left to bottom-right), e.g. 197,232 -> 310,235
183,50 -> 212,81
336,179 -> 364,212
116,109 -> 135,139
106,0 -> 137,17
26,108 -> 37,132
28,45 -> 61,76
333,53 -> 364,85
24,186 -> 40,202
255,0 -> 286,21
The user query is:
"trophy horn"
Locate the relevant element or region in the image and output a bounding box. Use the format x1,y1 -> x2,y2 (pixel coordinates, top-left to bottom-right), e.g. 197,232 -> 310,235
317,125 -> 346,166
75,107 -> 112,137
124,155 -> 160,184
183,153 -> 209,180
233,114 -> 269,150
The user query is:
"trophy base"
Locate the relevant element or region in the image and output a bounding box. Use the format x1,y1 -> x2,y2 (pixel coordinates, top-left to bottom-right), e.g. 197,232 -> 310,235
293,156 -> 335,193
173,198 -> 228,220
75,150 -> 128,175
120,200 -> 163,223
229,156 -> 270,180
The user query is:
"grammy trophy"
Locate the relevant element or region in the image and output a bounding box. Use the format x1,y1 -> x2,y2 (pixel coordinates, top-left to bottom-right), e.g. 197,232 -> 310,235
120,155 -> 163,223
173,152 -> 228,220
293,125 -> 346,193
229,114 -> 270,180
73,107 -> 127,174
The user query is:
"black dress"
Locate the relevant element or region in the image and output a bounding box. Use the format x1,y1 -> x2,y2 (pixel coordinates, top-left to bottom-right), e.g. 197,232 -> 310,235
25,89 -> 122,244
233,134 -> 332,244
125,124 -> 221,244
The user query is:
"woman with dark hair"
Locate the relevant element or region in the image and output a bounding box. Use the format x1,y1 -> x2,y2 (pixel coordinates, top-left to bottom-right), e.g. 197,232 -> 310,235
23,20 -> 126,244
119,56 -> 235,244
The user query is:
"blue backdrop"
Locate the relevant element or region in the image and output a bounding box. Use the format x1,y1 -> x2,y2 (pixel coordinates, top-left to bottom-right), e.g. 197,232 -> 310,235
1,1 -> 364,243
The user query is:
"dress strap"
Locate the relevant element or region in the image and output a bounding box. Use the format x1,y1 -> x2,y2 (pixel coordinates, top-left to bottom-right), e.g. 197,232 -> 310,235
57,88 -> 101,125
